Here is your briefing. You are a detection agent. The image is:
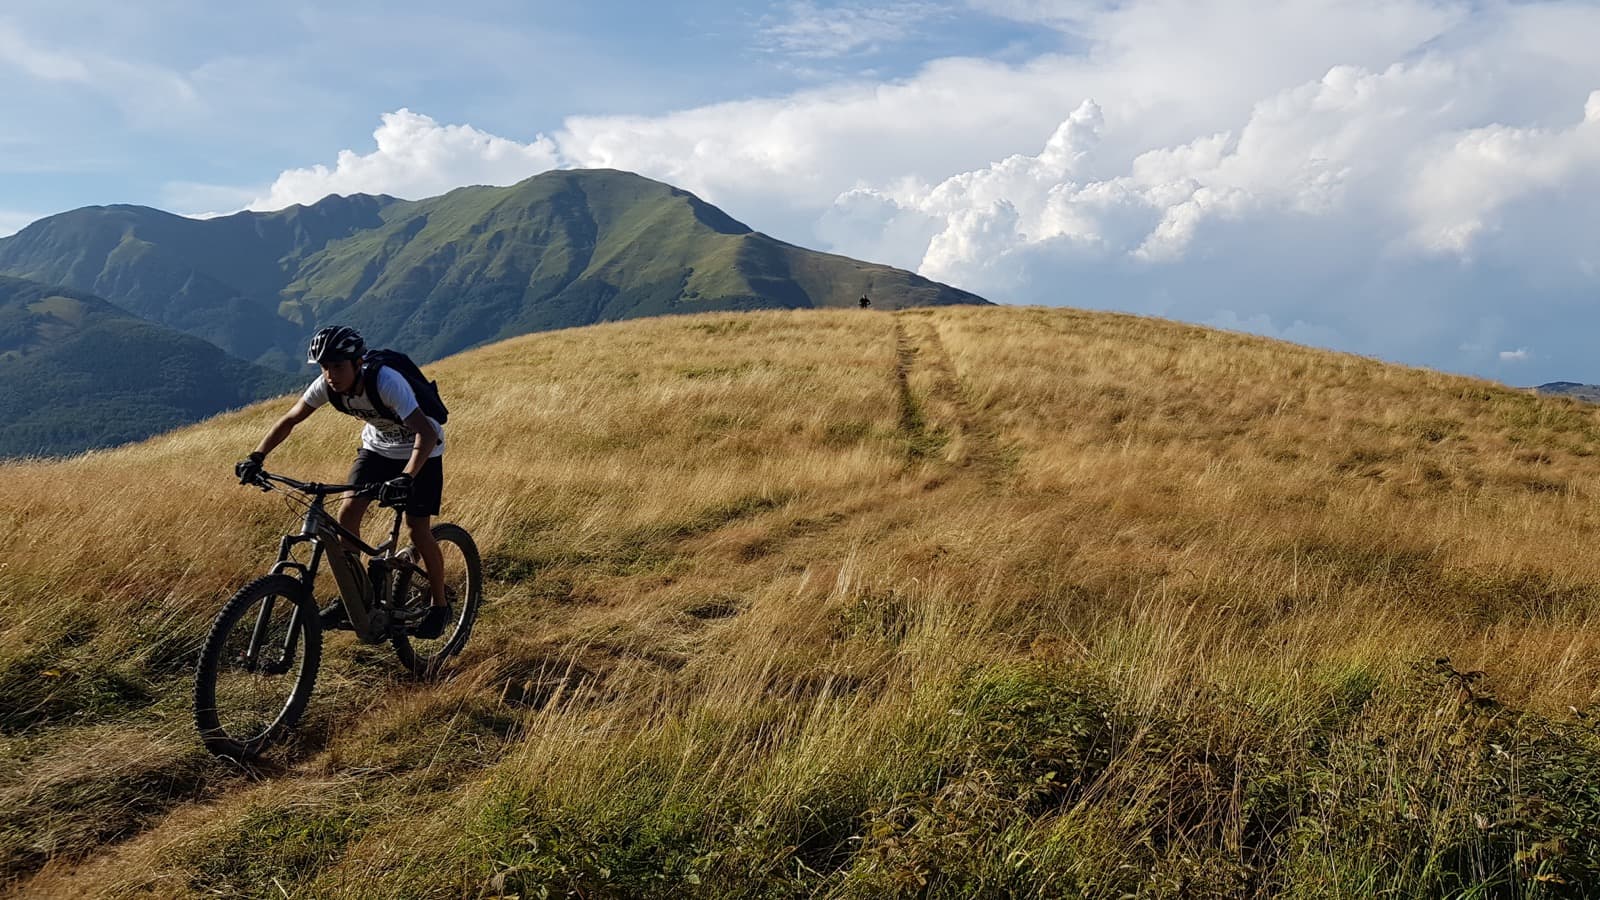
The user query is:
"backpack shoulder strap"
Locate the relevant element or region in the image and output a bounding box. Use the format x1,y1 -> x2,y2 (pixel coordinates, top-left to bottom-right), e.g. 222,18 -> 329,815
361,358 -> 401,423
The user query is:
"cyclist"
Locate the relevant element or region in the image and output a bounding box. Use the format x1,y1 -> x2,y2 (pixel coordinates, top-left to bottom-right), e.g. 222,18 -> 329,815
235,325 -> 451,638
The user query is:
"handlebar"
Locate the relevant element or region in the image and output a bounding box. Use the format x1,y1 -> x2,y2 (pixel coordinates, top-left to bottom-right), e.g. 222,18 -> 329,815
253,470 -> 379,498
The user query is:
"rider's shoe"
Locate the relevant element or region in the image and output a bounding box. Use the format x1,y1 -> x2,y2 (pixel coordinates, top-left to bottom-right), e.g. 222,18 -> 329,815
412,604 -> 453,640
319,603 -> 351,631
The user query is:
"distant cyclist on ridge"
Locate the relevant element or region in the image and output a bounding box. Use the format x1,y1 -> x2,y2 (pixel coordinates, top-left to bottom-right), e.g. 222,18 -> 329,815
235,326 -> 452,638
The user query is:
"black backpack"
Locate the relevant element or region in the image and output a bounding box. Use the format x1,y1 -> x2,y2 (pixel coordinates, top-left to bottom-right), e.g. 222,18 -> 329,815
328,349 -> 449,425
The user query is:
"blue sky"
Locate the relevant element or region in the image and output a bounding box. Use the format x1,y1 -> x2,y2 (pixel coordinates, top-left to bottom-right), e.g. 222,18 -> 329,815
3,0 -> 1599,385
0,0 -> 1051,219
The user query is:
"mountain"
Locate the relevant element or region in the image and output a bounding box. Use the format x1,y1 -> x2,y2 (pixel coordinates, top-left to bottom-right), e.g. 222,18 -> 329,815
0,275 -> 298,457
5,305 -> 1597,895
0,170 -> 988,370
0,195 -> 396,370
1535,381 -> 1600,403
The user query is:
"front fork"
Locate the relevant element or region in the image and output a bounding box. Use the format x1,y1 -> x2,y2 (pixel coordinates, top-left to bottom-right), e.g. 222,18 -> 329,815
243,508 -> 409,661
247,535 -> 324,674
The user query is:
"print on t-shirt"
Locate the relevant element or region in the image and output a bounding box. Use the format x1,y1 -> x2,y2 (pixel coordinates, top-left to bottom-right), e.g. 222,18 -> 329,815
301,367 -> 445,461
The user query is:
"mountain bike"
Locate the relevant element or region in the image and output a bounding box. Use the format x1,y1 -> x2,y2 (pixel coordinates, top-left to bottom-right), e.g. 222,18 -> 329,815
194,469 -> 481,759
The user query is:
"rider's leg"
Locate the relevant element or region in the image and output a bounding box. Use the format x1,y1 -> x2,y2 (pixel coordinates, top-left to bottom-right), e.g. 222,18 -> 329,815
337,495 -> 373,552
407,513 -> 447,607
339,449 -> 384,552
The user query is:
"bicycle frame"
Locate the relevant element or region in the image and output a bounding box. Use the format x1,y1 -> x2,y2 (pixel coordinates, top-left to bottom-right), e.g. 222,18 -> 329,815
247,474 -> 426,663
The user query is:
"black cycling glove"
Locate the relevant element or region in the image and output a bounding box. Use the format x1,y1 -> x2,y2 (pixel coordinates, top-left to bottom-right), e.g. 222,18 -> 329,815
235,451 -> 265,485
379,473 -> 413,508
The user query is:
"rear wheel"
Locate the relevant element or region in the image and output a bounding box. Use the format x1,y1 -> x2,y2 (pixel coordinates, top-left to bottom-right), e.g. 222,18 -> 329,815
391,523 -> 481,677
194,575 -> 321,759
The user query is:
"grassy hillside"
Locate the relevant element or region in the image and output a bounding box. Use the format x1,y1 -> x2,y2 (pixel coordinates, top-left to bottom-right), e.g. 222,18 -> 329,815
0,170 -> 987,371
0,276 -> 299,458
3,306 -> 1599,897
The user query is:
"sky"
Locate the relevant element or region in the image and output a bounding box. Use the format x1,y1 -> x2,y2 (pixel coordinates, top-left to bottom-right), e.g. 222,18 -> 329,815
2,0 -> 1598,384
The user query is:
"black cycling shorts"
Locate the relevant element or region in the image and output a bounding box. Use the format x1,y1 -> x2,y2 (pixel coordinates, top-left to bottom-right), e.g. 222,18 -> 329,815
347,450 -> 443,517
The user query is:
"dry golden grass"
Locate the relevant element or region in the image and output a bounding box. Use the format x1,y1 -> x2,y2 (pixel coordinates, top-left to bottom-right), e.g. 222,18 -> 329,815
3,305 -> 1599,897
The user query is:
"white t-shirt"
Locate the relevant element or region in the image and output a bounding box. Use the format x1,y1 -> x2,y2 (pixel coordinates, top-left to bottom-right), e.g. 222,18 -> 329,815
301,367 -> 445,460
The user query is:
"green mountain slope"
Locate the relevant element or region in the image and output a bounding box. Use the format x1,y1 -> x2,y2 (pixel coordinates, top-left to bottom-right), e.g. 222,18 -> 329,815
0,276 -> 299,457
0,170 -> 988,370
0,195 -> 397,369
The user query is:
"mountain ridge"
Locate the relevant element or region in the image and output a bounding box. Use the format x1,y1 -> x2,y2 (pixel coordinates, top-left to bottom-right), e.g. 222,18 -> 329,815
1535,381 -> 1600,403
0,169 -> 988,371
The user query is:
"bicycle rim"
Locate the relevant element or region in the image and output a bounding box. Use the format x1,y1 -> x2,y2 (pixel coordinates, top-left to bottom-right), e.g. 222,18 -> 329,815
392,524 -> 480,676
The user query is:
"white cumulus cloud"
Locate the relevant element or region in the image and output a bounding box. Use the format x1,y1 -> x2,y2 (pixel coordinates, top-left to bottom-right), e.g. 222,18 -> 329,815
842,56 -> 1597,289
1407,90 -> 1600,255
232,0 -> 1600,382
248,109 -> 561,210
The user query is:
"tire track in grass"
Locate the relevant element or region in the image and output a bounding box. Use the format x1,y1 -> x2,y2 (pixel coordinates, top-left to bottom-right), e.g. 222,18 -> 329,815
895,311 -> 1015,488
892,317 -> 946,466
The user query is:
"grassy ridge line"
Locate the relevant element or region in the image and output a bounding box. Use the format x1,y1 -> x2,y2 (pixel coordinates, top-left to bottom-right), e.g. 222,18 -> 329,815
5,306 -> 1600,896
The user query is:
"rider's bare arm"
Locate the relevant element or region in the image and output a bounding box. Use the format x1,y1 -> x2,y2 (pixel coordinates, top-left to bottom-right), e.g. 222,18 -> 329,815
253,399 -> 317,458
401,408 -> 438,477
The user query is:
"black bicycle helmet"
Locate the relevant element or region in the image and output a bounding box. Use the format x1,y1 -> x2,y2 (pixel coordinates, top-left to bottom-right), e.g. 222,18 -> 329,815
307,325 -> 365,365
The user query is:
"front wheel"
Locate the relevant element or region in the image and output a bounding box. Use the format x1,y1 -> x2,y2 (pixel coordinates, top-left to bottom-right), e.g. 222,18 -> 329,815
194,574 -> 321,759
391,523 -> 481,677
